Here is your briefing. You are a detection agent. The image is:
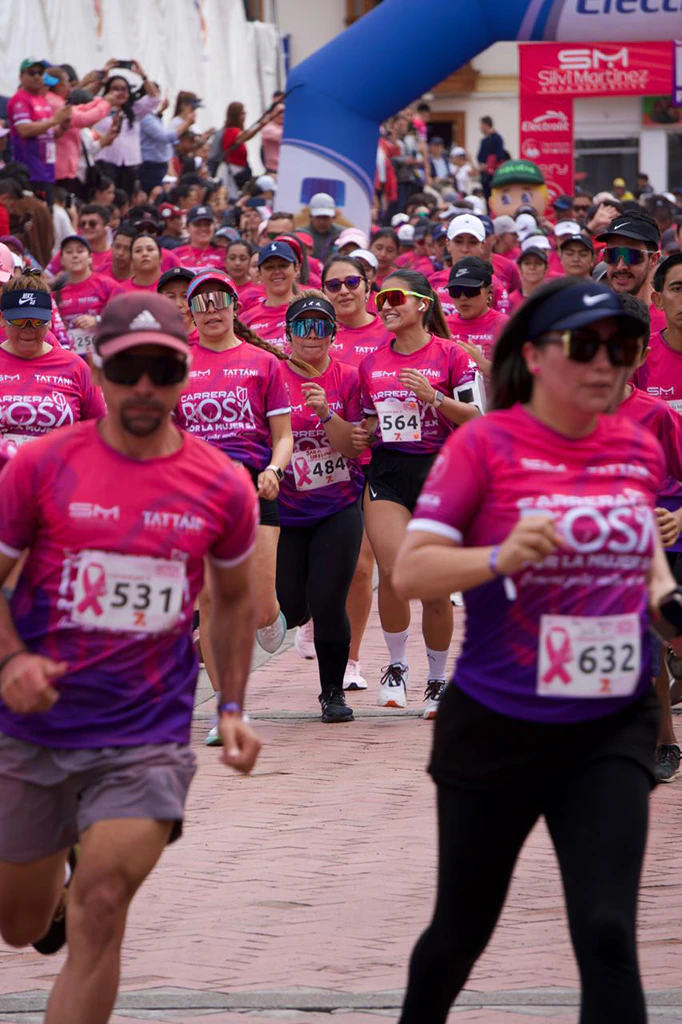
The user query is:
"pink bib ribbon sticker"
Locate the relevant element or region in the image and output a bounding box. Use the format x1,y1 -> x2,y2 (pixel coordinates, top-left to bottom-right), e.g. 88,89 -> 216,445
293,455 -> 313,488
542,626 -> 572,685
75,562 -> 107,616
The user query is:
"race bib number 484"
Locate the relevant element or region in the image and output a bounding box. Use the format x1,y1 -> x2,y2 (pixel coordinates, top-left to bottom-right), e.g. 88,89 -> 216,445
292,446 -> 350,491
537,613 -> 640,699
376,399 -> 421,443
71,551 -> 186,634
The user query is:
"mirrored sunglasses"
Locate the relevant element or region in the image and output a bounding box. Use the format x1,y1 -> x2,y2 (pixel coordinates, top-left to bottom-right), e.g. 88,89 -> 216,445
189,290 -> 234,313
375,288 -> 431,311
602,246 -> 654,267
5,317 -> 48,329
448,285 -> 483,299
289,318 -> 335,339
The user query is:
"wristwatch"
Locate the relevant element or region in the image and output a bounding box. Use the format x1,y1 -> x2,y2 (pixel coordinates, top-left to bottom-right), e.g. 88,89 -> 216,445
265,464 -> 283,481
430,390 -> 444,407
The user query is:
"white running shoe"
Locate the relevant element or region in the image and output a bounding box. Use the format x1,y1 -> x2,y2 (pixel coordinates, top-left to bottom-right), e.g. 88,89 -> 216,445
423,678 -> 447,720
294,619 -> 316,660
343,659 -> 368,690
377,663 -> 408,708
205,723 -> 222,747
256,610 -> 287,654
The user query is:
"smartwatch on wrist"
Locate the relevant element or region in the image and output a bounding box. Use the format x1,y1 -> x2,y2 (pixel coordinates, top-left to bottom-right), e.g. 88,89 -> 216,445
265,464 -> 283,481
430,390 -> 444,407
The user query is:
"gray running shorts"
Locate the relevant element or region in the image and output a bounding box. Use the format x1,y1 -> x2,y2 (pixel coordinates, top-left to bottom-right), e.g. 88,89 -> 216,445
0,734 -> 197,864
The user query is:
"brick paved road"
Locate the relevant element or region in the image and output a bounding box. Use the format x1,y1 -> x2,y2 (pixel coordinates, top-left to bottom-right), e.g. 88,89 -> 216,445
2,604 -> 682,1022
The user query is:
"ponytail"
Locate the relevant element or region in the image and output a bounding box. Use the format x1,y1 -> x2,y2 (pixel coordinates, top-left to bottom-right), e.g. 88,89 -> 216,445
383,269 -> 451,339
233,316 -> 319,377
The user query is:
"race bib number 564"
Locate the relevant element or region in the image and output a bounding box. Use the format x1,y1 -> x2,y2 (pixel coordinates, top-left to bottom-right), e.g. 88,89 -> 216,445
376,399 -> 421,443
71,551 -> 186,634
537,613 -> 640,699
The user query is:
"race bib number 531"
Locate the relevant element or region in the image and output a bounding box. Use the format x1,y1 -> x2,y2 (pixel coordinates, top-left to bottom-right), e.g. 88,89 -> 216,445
537,613 -> 640,699
71,551 -> 186,634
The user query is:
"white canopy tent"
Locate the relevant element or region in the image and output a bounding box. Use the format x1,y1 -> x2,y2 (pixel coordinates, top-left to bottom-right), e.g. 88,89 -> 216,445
0,0 -> 283,173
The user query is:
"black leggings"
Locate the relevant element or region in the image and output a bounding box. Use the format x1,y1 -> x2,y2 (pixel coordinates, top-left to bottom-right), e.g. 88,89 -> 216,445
276,503 -> 363,692
399,757 -> 651,1024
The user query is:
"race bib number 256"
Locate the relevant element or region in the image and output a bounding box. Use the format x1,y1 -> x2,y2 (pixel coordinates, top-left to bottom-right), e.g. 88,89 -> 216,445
71,551 -> 186,634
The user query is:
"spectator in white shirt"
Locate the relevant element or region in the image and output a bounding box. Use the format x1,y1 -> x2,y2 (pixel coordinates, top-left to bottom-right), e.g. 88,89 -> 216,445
93,63 -> 159,196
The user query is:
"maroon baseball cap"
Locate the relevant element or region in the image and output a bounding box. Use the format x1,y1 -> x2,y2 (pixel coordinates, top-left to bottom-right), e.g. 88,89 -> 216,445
94,293 -> 190,361
158,202 -> 183,220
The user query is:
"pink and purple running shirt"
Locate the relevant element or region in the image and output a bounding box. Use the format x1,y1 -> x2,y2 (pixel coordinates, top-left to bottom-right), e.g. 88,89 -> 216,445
359,335 -> 477,455
175,341 -> 290,470
279,359 -> 364,526
0,345 -> 105,444
446,308 -> 508,363
240,299 -> 290,351
332,316 -> 390,369
409,405 -> 664,722
0,422 -> 258,747
55,273 -> 124,355
173,244 -> 226,271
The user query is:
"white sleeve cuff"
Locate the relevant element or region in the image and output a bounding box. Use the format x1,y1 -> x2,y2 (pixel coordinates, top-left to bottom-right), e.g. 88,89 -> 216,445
0,538 -> 23,559
209,539 -> 256,569
407,519 -> 462,543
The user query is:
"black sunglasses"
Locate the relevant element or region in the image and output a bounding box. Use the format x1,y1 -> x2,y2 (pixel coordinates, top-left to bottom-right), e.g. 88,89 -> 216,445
542,327 -> 640,368
448,285 -> 483,299
102,353 -> 188,387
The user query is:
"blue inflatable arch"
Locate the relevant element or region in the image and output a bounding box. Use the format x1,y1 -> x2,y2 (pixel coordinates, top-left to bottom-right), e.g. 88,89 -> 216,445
275,0 -> 682,229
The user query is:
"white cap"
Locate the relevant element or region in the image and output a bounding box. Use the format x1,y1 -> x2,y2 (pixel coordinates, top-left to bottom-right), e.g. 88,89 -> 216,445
447,214 -> 485,242
309,192 -> 336,217
391,213 -> 410,228
515,212 -> 539,243
493,215 -> 519,237
521,233 -> 550,252
594,191 -> 619,205
465,194 -> 486,215
350,248 -> 378,270
554,219 -> 582,237
397,224 -> 415,243
256,174 -> 276,192
11,253 -> 23,269
336,228 -> 368,250
450,146 -> 466,158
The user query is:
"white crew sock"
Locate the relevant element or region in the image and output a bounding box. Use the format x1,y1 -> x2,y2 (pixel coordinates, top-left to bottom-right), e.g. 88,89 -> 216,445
426,646 -> 448,681
383,628 -> 409,668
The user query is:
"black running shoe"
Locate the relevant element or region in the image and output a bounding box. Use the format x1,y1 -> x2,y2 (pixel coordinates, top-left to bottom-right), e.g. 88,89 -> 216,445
655,744 -> 681,784
319,687 -> 354,723
33,846 -> 78,955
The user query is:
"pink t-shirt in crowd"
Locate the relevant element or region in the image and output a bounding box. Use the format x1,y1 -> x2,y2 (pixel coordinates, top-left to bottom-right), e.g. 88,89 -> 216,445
430,268 -> 509,318
359,335 -> 477,455
56,273 -> 124,354
409,404 -> 664,722
446,308 -> 508,362
174,341 -> 290,470
332,316 -> 390,369
0,422 -> 258,748
278,359 -> 364,526
174,245 -> 226,271
240,298 -> 290,351
237,282 -> 264,312
0,345 -> 105,443
491,252 -> 521,294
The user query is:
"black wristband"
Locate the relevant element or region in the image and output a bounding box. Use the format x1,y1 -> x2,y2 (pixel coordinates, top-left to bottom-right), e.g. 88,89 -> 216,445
0,649 -> 27,676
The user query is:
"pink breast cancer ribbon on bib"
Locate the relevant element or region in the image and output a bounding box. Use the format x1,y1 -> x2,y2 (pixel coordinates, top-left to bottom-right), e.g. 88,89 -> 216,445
76,562 -> 107,616
294,454 -> 313,488
542,627 -> 573,685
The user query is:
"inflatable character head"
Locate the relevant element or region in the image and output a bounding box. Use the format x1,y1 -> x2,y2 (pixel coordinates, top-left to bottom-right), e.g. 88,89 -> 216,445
489,160 -> 548,218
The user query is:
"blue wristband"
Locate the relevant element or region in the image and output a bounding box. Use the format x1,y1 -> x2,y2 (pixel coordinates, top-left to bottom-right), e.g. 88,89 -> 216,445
489,545 -> 502,577
217,700 -> 242,715
320,411 -> 333,424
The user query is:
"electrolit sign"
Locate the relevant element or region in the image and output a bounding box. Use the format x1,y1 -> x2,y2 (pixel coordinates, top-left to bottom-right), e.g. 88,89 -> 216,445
519,97 -> 574,202
675,40 -> 682,105
519,0 -> 682,41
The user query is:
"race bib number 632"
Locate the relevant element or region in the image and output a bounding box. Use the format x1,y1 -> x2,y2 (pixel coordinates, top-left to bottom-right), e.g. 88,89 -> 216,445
71,550 -> 186,634
537,613 -> 640,699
